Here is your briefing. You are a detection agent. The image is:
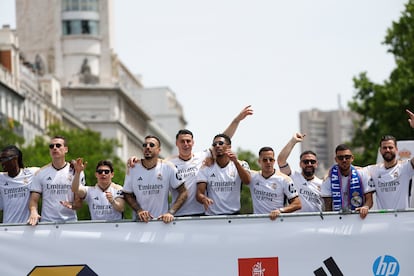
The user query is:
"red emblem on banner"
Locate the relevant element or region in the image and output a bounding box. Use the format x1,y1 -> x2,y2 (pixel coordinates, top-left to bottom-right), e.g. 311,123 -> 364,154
238,257 -> 279,276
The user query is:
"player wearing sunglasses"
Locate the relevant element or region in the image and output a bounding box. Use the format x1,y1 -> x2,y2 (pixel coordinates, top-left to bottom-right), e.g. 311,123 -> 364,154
71,159 -> 125,221
277,133 -> 323,213
321,144 -> 374,219
28,136 -> 85,225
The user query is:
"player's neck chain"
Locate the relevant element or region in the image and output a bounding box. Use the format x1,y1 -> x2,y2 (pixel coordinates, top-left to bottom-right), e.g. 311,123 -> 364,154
52,162 -> 67,171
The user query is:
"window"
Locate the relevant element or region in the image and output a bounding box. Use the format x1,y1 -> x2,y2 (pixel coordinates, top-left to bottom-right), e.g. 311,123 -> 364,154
62,20 -> 99,35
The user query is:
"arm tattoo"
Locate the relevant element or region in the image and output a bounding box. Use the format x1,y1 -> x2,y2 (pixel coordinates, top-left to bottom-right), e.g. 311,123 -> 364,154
124,193 -> 142,212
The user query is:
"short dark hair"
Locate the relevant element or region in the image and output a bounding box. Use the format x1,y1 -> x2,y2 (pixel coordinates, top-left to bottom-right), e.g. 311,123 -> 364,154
258,146 -> 274,156
380,135 -> 397,146
335,144 -> 351,153
176,129 -> 193,140
96,160 -> 114,172
145,135 -> 161,147
1,145 -> 24,168
52,135 -> 67,146
300,150 -> 317,159
213,134 -> 231,145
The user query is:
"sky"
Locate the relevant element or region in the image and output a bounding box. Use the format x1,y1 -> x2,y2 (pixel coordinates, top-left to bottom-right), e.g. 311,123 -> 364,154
0,0 -> 408,170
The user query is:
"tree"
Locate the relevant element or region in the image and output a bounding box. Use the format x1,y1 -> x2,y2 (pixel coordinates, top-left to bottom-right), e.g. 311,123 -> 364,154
349,0 -> 414,165
22,124 -> 131,219
0,119 -> 24,149
237,148 -> 260,214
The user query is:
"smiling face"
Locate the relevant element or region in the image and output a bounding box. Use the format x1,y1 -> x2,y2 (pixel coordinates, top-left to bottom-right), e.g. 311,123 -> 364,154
176,133 -> 194,159
300,153 -> 318,178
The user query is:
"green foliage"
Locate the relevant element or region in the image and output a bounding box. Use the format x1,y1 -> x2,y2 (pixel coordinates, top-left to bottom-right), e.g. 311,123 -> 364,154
21,124 -> 131,220
349,0 -> 414,166
0,119 -> 24,149
237,148 -> 260,214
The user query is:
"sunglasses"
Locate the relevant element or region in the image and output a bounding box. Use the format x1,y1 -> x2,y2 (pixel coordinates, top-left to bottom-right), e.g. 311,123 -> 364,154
301,159 -> 317,165
0,155 -> 17,163
96,169 -> 111,174
262,158 -> 275,162
49,143 -> 63,149
336,155 -> 352,161
212,141 -> 226,147
142,142 -> 156,148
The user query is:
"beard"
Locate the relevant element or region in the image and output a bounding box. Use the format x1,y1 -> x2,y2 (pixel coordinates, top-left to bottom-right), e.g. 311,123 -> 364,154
303,167 -> 315,178
382,152 -> 396,162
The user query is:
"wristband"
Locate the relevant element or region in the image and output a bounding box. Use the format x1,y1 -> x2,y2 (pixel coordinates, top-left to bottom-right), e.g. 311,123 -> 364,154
168,209 -> 176,215
279,208 -> 285,213
279,163 -> 289,169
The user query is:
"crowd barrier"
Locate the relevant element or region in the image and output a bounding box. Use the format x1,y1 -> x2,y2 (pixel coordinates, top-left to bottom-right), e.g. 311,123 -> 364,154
1,210 -> 412,275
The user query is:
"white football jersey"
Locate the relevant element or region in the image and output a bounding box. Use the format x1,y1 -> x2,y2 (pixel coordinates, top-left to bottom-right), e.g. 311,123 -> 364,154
196,160 -> 249,215
0,167 -> 39,223
84,183 -> 123,221
167,150 -> 210,216
367,160 -> 414,209
123,159 -> 183,217
30,163 -> 85,222
248,170 -> 298,214
290,171 -> 323,212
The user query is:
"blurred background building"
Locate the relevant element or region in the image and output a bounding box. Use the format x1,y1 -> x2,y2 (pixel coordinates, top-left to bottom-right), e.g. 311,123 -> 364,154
300,108 -> 359,176
0,0 -> 187,160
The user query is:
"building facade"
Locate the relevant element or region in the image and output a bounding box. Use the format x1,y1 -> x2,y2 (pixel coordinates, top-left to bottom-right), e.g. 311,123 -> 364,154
300,108 -> 359,175
6,0 -> 186,159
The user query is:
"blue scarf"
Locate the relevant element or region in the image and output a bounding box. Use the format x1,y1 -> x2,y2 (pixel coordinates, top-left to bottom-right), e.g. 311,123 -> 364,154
330,165 -> 363,211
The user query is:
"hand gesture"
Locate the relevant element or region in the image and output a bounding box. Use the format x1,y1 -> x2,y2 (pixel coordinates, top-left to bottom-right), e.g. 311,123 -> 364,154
28,212 -> 41,226
202,197 -> 214,211
406,109 -> 414,128
73,157 -> 87,173
127,156 -> 139,168
105,191 -> 114,204
293,132 -> 306,143
158,213 -> 174,223
137,210 -> 153,223
60,200 -> 74,209
355,206 -> 369,219
226,149 -> 238,163
269,209 -> 282,220
235,105 -> 254,122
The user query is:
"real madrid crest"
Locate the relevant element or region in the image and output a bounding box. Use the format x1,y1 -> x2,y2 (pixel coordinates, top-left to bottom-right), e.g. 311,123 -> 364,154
350,191 -> 362,207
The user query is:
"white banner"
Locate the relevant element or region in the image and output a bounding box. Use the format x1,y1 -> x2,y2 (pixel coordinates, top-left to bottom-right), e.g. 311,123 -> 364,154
1,210 -> 413,275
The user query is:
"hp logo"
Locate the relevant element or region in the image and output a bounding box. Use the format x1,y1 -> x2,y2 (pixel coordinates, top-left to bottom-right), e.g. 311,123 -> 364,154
373,255 -> 399,276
